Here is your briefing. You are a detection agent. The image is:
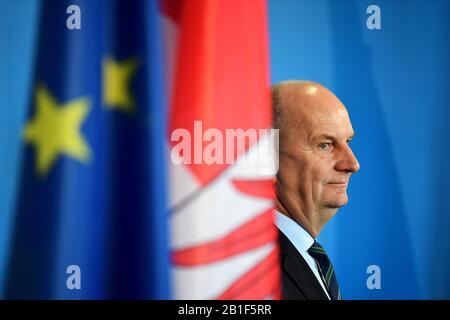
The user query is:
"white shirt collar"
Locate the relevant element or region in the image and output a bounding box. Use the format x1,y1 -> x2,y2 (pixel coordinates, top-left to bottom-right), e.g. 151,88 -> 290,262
275,210 -> 315,254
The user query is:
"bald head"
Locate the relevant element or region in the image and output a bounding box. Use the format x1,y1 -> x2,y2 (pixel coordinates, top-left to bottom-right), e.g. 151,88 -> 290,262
272,80 -> 360,237
271,80 -> 348,148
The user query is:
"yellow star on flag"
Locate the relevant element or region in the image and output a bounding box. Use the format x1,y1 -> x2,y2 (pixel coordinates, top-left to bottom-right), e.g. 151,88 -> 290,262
23,86 -> 91,177
103,57 -> 139,113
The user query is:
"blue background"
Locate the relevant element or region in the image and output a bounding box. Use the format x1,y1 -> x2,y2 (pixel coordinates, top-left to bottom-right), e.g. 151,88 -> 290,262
1,0 -> 450,299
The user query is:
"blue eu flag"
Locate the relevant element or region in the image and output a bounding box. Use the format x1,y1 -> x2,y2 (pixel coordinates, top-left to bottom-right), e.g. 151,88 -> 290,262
5,0 -> 170,299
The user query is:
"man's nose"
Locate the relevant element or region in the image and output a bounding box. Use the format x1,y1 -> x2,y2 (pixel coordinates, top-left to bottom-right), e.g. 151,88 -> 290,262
335,144 -> 360,173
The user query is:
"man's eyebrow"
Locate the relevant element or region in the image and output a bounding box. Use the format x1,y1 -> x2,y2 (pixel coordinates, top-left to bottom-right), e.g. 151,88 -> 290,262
314,133 -> 355,141
314,134 -> 336,141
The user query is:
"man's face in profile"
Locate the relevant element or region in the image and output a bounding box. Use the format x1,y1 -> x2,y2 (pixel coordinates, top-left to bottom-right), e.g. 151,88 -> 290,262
278,86 -> 360,214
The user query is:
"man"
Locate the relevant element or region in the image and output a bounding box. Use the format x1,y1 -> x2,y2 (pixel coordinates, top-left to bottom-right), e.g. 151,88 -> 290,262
272,80 -> 360,300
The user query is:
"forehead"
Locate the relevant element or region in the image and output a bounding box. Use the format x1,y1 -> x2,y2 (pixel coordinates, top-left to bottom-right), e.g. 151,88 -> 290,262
310,108 -> 354,140
292,101 -> 354,140
278,83 -> 355,140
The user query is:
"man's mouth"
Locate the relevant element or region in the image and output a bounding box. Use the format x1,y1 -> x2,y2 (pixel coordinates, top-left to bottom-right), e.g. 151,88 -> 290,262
327,181 -> 347,187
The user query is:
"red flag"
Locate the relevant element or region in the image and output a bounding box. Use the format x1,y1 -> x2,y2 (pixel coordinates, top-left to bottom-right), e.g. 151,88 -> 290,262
163,0 -> 280,299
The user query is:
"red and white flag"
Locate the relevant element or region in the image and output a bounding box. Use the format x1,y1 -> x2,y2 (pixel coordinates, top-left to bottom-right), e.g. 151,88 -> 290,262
162,0 -> 280,299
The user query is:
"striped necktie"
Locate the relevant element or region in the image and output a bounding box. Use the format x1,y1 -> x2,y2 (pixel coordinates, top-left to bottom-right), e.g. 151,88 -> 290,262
308,241 -> 342,300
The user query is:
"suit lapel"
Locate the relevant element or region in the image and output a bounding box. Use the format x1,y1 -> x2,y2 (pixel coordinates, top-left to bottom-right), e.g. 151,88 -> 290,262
279,231 -> 330,300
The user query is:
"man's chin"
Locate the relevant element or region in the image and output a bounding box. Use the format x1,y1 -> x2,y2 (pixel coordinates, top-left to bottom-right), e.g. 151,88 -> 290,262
323,195 -> 348,209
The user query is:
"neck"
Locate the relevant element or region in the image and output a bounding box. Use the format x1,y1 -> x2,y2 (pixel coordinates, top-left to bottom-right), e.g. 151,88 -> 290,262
275,193 -> 336,239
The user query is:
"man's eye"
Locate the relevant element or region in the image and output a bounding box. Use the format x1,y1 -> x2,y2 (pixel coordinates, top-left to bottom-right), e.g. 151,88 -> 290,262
319,143 -> 331,150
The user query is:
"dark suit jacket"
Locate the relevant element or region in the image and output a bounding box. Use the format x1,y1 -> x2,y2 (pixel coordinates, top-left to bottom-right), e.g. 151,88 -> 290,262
279,231 -> 330,300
